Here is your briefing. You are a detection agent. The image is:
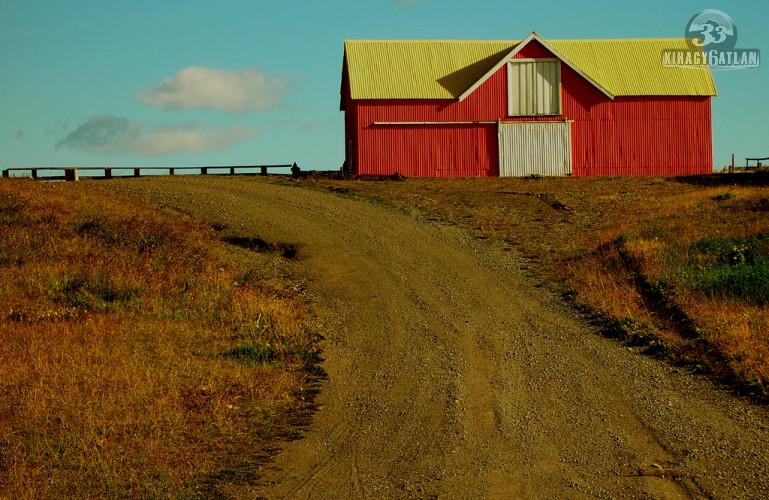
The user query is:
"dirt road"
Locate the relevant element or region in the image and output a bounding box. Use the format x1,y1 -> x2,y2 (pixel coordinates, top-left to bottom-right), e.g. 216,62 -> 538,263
111,176 -> 769,498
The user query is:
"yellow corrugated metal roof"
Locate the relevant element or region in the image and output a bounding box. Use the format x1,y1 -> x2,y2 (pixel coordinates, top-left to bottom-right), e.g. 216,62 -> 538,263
343,37 -> 716,100
344,40 -> 517,99
549,38 -> 716,96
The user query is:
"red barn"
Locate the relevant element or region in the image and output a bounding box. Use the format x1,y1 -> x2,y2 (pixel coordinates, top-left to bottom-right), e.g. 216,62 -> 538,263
340,33 -> 716,177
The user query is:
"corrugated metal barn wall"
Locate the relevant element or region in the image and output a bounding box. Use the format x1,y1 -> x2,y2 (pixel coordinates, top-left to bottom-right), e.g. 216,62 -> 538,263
568,98 -> 713,176
344,100 -> 358,173
560,63 -> 712,176
352,67 -> 508,176
359,124 -> 498,177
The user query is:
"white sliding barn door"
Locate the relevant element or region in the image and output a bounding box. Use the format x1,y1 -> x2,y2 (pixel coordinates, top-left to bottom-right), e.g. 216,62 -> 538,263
498,122 -> 572,177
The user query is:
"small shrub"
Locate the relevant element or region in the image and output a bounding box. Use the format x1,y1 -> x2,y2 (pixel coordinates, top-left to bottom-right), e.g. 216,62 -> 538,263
713,192 -> 736,201
224,344 -> 278,365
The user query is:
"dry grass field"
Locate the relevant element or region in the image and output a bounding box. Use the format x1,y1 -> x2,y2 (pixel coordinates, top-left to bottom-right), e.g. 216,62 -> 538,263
2,171 -> 767,496
312,172 -> 769,396
0,179 -> 320,498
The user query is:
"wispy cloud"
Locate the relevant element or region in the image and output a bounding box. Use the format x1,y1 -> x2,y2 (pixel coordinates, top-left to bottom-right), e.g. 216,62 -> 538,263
270,119 -> 295,129
55,115 -> 258,157
298,121 -> 317,133
136,66 -> 298,112
46,120 -> 70,139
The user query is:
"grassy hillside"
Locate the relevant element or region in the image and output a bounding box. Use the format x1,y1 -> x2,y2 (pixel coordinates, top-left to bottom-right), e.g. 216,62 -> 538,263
312,172 -> 769,397
0,179 -> 320,498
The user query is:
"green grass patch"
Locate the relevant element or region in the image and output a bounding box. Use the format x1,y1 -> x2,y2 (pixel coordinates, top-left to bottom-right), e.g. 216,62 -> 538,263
224,343 -> 278,364
685,234 -> 769,306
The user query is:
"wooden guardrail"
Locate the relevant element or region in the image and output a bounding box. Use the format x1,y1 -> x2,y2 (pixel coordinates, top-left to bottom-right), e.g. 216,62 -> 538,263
2,164 -> 298,181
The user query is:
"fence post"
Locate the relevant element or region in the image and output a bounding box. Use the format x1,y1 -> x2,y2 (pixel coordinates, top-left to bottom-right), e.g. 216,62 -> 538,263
133,168 -> 141,178
64,168 -> 79,182
2,169 -> 8,179
169,168 -> 175,176
31,169 -> 38,180
104,168 -> 112,180
260,166 -> 267,176
201,167 -> 208,175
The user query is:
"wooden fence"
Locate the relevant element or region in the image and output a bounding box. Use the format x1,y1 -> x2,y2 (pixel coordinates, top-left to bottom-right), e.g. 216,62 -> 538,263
746,156 -> 769,169
2,164 -> 297,181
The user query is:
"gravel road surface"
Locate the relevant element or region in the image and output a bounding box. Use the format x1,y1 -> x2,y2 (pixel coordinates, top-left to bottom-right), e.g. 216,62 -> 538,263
109,176 -> 769,499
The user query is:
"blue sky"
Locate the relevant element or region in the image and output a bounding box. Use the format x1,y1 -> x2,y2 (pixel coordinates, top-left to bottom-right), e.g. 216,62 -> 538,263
2,0 -> 767,172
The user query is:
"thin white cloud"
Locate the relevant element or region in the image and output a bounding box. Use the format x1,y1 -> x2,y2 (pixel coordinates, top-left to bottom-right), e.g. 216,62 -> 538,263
55,115 -> 258,157
270,119 -> 295,129
136,66 -> 297,112
298,121 -> 317,133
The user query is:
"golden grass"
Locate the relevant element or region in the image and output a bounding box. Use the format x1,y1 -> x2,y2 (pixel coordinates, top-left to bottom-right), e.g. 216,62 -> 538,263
0,179 -> 320,498
308,173 -> 769,395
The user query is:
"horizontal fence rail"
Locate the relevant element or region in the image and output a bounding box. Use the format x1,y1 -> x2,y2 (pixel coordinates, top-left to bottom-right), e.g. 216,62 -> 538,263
2,164 -> 298,181
746,156 -> 769,168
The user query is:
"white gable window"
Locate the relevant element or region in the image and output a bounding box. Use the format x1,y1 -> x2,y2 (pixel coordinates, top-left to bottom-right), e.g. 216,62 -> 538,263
507,59 -> 561,116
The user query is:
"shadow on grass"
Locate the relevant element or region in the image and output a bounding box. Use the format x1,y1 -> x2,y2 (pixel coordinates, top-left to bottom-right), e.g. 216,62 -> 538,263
675,170 -> 769,187
222,236 -> 299,260
187,363 -> 327,499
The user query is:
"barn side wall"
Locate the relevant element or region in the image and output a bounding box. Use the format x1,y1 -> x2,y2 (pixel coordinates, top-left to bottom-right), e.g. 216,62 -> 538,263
556,58 -> 713,176
349,64 -> 508,177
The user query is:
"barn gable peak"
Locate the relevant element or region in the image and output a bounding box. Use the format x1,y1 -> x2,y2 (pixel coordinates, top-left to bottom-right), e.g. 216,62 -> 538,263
458,32 -> 614,101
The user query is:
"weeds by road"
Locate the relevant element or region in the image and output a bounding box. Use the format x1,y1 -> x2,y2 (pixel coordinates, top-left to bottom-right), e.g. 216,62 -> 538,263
311,172 -> 769,396
0,179 -> 320,498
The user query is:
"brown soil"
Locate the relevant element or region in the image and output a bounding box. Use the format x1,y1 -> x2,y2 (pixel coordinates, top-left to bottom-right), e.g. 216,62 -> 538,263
109,176 -> 769,499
